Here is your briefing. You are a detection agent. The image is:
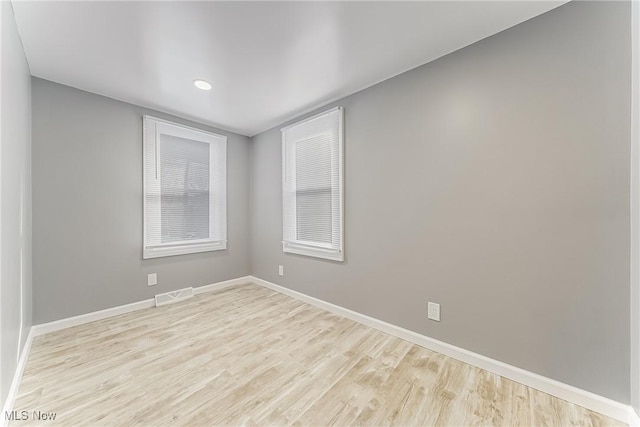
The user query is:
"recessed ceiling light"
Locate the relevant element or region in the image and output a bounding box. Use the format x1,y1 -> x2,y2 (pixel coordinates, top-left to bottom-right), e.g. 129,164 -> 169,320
193,79 -> 212,91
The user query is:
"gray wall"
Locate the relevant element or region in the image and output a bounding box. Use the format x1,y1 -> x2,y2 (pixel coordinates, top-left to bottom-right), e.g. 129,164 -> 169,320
1,0 -> 33,409
32,78 -> 251,324
631,0 -> 640,415
251,1 -> 631,403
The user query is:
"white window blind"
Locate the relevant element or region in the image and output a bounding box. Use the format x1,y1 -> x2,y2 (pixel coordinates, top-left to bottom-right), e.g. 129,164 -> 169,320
143,116 -> 227,259
282,107 -> 344,261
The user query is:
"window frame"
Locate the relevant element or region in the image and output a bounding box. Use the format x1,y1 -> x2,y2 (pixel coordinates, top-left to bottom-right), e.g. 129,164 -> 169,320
281,106 -> 344,262
143,115 -> 227,259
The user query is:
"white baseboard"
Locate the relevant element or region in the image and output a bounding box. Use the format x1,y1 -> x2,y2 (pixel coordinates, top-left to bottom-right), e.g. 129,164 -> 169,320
629,407 -> 640,427
193,276 -> 252,295
249,276 -> 633,424
32,298 -> 155,336
627,406 -> 640,427
1,327 -> 35,427
31,276 -> 252,337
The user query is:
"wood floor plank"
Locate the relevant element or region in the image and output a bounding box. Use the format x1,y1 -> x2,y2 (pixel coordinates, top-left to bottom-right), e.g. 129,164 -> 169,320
11,284 -> 625,427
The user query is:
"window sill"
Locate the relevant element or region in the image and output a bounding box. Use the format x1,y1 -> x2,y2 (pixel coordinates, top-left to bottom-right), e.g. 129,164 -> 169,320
282,242 -> 343,262
143,241 -> 227,259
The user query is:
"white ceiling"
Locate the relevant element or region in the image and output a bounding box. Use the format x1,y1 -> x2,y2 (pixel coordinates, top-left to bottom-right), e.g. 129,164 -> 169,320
12,1 -> 566,136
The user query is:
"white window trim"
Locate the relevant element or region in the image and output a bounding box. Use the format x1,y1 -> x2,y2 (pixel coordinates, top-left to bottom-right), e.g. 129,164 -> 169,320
143,115 -> 227,259
281,106 -> 344,262
282,241 -> 344,261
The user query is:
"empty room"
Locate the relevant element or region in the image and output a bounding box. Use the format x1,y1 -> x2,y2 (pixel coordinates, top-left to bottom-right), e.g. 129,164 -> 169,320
1,0 -> 640,425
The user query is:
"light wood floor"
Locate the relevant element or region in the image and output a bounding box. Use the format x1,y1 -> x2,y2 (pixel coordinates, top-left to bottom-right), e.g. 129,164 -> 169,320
13,284 -> 623,426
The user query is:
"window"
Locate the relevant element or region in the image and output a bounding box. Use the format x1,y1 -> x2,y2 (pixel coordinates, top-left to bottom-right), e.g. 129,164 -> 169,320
143,116 -> 227,259
282,107 -> 344,261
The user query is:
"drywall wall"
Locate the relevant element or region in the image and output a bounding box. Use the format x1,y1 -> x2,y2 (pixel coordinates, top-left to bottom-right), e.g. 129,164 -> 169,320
251,1 -> 631,402
31,78 -> 251,324
1,0 -> 33,409
631,0 -> 640,416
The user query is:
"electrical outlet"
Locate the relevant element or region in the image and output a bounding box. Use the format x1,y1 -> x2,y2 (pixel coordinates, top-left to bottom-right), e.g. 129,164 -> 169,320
278,265 -> 284,276
147,273 -> 157,286
427,302 -> 440,322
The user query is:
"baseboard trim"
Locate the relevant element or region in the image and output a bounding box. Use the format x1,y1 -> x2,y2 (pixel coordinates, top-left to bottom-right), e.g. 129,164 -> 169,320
248,275 -> 633,424
193,276 -> 252,295
1,328 -> 35,427
31,276 -> 252,337
629,407 -> 640,427
32,298 -> 155,337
